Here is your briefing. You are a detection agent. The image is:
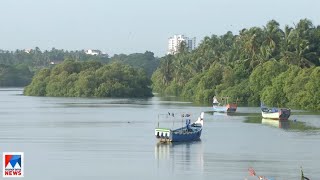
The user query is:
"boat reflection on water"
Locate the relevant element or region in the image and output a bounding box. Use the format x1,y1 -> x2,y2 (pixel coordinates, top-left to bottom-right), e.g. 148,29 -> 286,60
155,142 -> 172,160
154,141 -> 204,173
212,111 -> 236,118
261,118 -> 290,129
213,112 -> 229,116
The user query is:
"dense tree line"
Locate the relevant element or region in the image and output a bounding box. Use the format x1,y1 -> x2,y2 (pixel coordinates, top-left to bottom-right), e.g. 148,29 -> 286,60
152,19 -> 320,111
0,48 -> 109,68
0,48 -> 109,87
0,64 -> 33,86
0,48 -> 159,87
24,61 -> 153,98
3,18 -> 320,110
109,51 -> 159,78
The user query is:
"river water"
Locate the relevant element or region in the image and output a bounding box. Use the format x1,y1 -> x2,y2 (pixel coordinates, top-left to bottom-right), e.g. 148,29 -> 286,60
0,88 -> 319,180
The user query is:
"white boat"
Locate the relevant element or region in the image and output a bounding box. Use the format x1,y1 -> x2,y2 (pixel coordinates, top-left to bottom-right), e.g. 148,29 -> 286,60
261,103 -> 291,120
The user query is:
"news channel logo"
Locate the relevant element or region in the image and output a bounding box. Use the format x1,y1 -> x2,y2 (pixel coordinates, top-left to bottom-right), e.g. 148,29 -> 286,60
3,152 -> 24,177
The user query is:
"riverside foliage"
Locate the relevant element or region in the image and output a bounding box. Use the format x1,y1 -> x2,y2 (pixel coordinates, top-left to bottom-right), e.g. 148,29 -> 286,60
151,19 -> 320,111
0,48 -> 158,87
4,19 -> 320,110
24,61 -> 153,98
0,64 -> 33,87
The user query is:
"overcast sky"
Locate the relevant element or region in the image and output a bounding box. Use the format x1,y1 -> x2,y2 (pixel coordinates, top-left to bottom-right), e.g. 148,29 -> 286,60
0,0 -> 319,57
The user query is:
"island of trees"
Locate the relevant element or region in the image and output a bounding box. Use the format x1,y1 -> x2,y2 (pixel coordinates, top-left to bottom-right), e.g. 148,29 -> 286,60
24,60 -> 153,97
1,19 -> 320,110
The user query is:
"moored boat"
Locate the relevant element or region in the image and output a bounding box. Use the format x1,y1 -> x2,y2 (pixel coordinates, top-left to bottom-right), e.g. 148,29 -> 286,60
261,103 -> 291,120
212,96 -> 237,113
155,112 -> 204,142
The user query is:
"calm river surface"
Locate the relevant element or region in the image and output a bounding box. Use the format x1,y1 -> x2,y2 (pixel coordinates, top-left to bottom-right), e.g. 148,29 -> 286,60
0,88 -> 319,180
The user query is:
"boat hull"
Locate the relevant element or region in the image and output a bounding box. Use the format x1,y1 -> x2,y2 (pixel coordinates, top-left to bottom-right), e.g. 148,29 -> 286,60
171,129 -> 202,142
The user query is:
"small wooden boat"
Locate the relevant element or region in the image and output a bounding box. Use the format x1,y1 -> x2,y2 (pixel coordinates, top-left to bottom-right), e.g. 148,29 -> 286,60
212,96 -> 237,113
261,103 -> 291,120
155,112 -> 204,142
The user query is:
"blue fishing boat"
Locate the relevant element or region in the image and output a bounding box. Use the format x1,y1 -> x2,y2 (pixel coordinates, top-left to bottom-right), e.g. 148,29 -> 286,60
155,112 -> 204,142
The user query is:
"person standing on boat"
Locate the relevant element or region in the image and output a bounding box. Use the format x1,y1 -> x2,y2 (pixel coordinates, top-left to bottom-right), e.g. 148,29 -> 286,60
186,119 -> 191,131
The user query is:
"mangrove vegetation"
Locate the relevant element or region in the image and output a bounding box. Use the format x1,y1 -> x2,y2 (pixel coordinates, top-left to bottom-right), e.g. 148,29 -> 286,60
24,61 -> 153,98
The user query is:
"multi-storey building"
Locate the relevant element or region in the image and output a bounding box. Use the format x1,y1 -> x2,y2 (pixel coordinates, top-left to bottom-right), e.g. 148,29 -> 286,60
167,35 -> 196,55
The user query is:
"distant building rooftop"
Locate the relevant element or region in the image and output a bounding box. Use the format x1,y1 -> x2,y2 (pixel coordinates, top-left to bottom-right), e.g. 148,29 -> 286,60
85,49 -> 101,55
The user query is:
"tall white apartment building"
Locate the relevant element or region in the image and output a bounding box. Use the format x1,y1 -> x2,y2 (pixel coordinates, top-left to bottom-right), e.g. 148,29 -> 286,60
167,35 -> 196,55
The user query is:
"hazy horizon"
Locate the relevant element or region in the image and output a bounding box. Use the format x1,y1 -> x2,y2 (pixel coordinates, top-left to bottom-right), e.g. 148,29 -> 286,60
1,0 -> 319,57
